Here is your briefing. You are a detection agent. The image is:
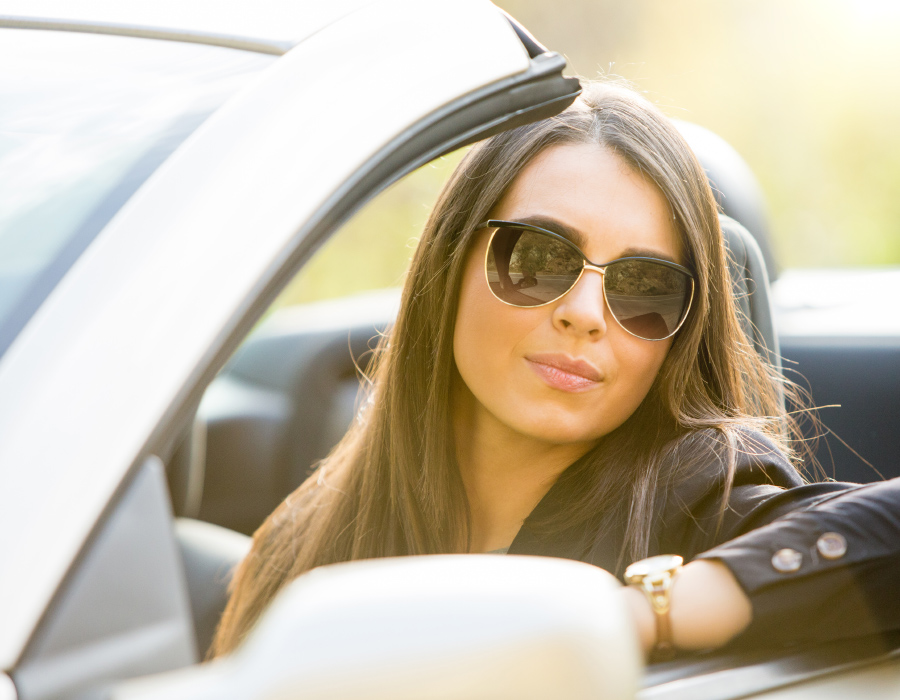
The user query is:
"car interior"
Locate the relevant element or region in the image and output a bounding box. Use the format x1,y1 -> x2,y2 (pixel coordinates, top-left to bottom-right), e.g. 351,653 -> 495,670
17,120 -> 884,698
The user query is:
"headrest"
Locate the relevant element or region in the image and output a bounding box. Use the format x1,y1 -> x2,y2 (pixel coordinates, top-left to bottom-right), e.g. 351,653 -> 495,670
676,121 -> 778,281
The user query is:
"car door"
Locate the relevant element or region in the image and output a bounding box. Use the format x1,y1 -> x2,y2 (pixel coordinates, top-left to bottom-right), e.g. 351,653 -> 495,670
0,1 -> 579,696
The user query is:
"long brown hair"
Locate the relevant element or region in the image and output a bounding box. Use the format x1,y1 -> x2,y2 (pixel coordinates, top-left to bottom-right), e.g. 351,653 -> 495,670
210,81 -> 799,656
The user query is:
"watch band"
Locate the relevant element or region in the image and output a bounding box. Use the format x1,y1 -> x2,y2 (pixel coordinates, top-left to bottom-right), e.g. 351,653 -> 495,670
624,554 -> 683,661
642,571 -> 676,661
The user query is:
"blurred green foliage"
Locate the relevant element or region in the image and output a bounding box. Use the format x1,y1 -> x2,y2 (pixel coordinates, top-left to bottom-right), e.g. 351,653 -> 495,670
276,0 -> 900,309
274,151 -> 465,307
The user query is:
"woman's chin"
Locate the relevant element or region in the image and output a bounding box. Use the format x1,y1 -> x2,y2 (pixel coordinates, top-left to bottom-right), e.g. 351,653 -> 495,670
508,413 -> 609,449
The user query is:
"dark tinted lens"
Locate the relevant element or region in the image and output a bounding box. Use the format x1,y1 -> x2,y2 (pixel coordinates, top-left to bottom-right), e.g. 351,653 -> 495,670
486,227 -> 583,307
604,259 -> 691,339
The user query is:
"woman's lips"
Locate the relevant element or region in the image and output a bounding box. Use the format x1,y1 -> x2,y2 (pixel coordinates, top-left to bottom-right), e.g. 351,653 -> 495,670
525,353 -> 603,392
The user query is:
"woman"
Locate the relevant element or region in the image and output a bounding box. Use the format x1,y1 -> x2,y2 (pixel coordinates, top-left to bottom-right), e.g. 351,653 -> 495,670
210,81 -> 897,659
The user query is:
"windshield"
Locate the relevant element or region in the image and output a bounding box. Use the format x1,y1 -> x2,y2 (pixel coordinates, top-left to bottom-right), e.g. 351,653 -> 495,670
0,29 -> 274,358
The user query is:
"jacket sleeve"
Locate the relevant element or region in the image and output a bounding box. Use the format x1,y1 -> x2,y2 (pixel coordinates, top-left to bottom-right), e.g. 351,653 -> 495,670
695,477 -> 900,646
655,430 -> 851,560
652,430 -> 900,645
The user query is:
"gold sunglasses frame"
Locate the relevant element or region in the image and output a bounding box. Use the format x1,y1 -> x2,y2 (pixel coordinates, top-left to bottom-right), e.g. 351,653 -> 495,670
479,220 -> 696,342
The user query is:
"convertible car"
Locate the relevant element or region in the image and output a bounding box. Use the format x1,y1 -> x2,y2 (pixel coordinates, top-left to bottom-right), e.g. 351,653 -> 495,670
0,1 -> 897,699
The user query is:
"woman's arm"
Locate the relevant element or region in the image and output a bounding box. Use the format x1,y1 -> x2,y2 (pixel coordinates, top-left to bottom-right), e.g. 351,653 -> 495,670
623,560 -> 752,654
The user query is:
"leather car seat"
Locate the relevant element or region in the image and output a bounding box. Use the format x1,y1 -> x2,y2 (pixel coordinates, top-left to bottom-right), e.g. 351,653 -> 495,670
681,121 -> 784,407
174,517 -> 251,657
720,214 -> 783,386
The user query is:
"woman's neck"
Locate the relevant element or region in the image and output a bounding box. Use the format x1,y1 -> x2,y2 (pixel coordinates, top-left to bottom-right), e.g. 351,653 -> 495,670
453,384 -> 597,553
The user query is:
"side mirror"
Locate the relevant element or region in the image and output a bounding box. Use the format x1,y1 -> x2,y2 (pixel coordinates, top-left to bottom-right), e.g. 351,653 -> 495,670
115,555 -> 642,700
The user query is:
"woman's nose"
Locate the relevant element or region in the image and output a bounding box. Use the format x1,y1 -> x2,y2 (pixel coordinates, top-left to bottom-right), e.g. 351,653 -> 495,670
551,268 -> 609,337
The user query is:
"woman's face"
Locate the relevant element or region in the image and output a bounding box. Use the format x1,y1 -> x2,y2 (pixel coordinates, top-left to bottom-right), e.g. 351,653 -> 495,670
453,143 -> 683,450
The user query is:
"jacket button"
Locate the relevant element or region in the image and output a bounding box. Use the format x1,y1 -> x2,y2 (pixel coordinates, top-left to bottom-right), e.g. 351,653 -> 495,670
816,532 -> 848,560
772,548 -> 803,573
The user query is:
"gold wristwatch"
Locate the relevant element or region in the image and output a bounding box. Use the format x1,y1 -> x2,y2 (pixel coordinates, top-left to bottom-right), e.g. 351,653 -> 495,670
624,554 -> 684,661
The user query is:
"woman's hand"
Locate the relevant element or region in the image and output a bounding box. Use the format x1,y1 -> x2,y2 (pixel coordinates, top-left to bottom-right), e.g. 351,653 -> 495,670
622,559 -> 753,656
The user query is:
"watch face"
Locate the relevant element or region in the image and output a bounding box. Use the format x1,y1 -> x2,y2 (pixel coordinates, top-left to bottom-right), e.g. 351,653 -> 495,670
624,554 -> 684,581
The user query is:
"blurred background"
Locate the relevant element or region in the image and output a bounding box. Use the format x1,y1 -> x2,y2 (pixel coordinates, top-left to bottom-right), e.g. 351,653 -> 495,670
276,0 -> 900,308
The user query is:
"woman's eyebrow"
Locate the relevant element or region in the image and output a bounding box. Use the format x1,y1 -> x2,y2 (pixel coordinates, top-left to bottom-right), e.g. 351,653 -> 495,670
513,215 -> 588,248
618,247 -> 679,265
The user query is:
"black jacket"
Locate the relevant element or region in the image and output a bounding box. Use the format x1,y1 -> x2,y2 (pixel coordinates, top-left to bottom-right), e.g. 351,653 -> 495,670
507,431 -> 900,648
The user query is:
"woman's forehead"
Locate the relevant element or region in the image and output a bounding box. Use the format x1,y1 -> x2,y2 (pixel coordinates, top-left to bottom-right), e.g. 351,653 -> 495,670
492,143 -> 682,263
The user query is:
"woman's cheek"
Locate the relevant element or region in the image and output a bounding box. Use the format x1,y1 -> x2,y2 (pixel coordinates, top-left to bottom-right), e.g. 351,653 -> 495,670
619,339 -> 671,412
453,261 -> 519,400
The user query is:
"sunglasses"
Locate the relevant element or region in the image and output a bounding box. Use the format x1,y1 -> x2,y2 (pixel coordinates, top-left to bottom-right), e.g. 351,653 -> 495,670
480,220 -> 695,341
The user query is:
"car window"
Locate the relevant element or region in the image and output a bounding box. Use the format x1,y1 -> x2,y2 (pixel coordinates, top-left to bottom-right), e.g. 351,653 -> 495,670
0,29 -> 274,359
269,151 -> 466,311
